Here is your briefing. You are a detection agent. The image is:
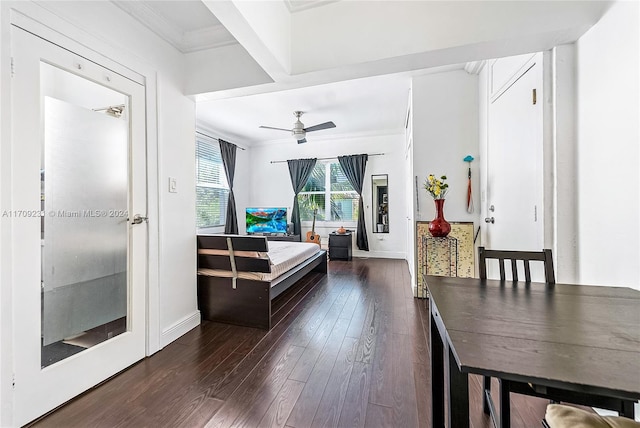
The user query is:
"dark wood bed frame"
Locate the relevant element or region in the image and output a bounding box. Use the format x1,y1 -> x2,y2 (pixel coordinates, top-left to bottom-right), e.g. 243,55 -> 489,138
197,234 -> 327,330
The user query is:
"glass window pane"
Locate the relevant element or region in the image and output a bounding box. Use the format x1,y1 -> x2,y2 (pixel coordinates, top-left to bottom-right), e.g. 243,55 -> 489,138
302,164 -> 325,192
330,192 -> 359,221
196,187 -> 229,228
330,163 -> 354,191
298,193 -> 326,221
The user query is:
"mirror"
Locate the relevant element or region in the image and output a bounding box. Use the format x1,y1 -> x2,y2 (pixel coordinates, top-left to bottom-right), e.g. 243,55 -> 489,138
40,63 -> 129,367
372,174 -> 389,233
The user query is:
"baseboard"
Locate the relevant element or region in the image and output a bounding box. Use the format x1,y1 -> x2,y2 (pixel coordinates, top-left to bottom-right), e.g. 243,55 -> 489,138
352,250 -> 406,259
160,310 -> 201,348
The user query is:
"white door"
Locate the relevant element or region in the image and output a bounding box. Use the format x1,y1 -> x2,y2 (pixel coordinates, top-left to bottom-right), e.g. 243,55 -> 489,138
405,137 -> 416,294
485,55 -> 544,278
11,27 -> 147,426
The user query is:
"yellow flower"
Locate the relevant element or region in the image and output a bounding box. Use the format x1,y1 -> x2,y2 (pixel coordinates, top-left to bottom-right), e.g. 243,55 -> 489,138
423,173 -> 449,200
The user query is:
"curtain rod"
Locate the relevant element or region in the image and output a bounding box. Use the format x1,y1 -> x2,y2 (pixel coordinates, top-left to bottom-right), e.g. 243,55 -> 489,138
196,130 -> 246,150
270,153 -> 385,164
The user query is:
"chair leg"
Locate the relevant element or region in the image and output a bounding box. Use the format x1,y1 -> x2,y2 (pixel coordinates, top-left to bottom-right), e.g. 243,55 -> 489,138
500,379 -> 511,428
483,375 -> 491,414
621,399 -> 635,418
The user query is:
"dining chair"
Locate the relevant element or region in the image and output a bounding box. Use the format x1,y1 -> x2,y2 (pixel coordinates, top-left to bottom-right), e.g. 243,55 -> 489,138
477,246 -> 556,426
477,247 -> 635,427
478,246 -> 555,284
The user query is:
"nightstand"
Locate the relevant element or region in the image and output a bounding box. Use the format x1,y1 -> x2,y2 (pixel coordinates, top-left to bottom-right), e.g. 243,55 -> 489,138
329,232 -> 352,261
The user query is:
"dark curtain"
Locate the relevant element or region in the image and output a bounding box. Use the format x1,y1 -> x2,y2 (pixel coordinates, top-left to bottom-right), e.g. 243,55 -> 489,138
287,158 -> 317,240
219,139 -> 238,234
338,154 -> 369,251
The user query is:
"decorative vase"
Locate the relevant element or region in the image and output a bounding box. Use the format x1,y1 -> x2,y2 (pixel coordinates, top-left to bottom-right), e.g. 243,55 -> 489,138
429,199 -> 451,237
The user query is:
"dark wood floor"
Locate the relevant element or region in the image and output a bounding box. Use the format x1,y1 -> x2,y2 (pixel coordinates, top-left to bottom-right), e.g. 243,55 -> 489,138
33,258 -> 551,427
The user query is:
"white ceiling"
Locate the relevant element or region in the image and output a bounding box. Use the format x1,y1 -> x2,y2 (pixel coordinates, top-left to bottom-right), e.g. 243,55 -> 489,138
197,72 -> 421,146
113,0 -> 610,147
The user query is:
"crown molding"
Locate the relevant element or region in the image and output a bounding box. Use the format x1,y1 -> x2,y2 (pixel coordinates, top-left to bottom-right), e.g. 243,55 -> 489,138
464,60 -> 487,75
111,1 -> 236,53
182,26 -> 237,53
196,120 -> 252,149
283,0 -> 340,13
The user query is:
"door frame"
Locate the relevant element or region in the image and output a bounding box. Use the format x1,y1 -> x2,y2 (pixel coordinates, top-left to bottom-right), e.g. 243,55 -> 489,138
0,4 -> 160,426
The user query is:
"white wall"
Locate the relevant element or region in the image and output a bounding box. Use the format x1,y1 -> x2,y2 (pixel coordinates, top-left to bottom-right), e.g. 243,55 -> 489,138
553,44 -> 579,283
411,70 -> 481,227
247,133 -> 407,259
157,81 -> 198,345
0,3 -> 9,424
573,0 -> 639,289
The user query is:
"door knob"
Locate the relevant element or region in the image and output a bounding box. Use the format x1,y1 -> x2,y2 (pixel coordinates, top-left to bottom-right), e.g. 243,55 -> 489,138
484,217 -> 495,224
131,214 -> 148,225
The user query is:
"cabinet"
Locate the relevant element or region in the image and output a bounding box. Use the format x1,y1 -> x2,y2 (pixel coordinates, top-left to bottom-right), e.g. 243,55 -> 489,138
329,232 -> 352,261
416,221 -> 475,298
420,236 -> 458,299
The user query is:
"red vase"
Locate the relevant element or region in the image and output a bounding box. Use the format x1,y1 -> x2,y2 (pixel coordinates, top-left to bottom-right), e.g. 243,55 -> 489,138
429,199 -> 451,237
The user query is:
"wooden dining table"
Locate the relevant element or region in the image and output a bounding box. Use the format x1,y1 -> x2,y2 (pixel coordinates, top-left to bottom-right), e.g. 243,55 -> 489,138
426,275 -> 640,428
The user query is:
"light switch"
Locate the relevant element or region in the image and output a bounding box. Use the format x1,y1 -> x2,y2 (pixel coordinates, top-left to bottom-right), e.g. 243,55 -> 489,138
169,177 -> 177,193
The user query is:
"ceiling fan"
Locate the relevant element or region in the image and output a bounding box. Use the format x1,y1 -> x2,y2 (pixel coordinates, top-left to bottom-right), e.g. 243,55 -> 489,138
259,111 -> 336,144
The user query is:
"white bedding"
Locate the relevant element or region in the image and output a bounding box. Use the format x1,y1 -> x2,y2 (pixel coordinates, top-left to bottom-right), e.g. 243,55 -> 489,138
197,240 -> 321,284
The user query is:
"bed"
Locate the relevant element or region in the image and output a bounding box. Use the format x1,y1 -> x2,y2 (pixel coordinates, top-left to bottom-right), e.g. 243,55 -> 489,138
196,234 -> 327,329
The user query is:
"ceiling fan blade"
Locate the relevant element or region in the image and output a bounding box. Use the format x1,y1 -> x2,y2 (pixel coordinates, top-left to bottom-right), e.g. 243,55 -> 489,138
297,138 -> 308,144
304,121 -> 336,132
259,125 -> 291,132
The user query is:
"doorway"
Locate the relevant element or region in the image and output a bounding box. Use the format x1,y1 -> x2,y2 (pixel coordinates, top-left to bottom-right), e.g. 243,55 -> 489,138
10,27 -> 148,425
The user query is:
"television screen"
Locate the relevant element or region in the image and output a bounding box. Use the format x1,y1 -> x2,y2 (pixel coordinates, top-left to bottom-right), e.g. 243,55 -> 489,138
246,207 -> 288,234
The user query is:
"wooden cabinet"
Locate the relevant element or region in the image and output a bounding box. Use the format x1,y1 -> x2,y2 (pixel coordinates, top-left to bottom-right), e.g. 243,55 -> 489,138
416,221 -> 475,298
329,232 -> 352,261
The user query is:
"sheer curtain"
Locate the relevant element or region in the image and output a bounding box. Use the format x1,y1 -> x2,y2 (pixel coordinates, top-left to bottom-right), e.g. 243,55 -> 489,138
338,154 -> 369,251
219,139 -> 238,234
287,158 -> 317,239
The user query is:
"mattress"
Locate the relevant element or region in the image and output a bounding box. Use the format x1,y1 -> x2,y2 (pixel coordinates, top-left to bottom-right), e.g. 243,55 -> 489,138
198,240 -> 321,284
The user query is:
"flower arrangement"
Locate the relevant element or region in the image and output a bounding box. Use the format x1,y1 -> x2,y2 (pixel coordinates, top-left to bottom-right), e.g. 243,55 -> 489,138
424,174 -> 449,200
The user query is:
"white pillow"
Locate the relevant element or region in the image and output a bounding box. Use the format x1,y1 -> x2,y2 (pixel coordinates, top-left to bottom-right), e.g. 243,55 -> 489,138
546,404 -> 640,428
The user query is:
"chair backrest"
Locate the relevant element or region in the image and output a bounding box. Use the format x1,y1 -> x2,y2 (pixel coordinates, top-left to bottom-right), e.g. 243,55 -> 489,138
478,247 -> 555,284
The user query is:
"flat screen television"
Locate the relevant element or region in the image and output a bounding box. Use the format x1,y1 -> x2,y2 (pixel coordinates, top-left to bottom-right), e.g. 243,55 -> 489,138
246,207 -> 288,234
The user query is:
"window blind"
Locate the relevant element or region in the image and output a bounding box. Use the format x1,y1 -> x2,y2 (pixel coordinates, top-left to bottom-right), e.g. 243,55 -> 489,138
196,137 -> 229,228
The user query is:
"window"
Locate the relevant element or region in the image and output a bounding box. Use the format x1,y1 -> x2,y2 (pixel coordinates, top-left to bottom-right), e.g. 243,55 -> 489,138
298,162 -> 359,222
196,136 -> 229,228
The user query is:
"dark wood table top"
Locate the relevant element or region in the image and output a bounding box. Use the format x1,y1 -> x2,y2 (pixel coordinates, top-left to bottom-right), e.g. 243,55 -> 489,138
426,275 -> 640,399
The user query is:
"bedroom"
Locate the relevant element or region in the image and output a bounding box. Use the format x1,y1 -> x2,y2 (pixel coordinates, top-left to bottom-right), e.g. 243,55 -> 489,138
0,0 -> 638,426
